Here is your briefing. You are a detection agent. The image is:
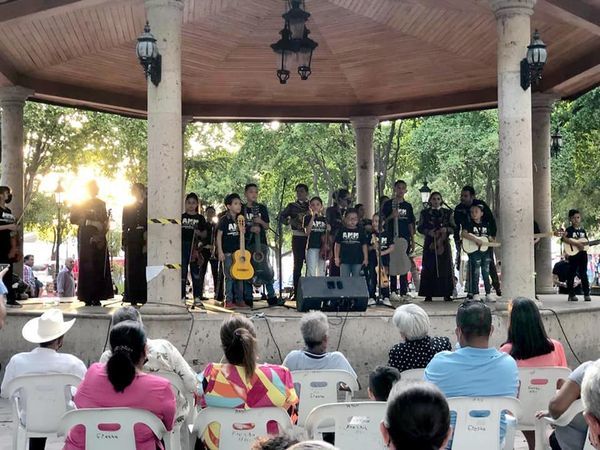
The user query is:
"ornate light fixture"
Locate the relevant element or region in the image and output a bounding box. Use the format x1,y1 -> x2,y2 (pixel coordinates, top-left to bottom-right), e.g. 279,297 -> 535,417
419,182 -> 432,206
271,0 -> 318,83
550,127 -> 562,157
136,21 -> 161,87
521,30 -> 548,90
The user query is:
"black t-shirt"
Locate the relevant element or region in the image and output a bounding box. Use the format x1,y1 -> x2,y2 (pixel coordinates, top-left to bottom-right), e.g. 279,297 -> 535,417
0,206 -> 14,257
370,230 -> 393,266
218,214 -> 240,254
465,220 -> 491,239
243,203 -> 270,245
453,198 -> 497,241
553,259 -> 583,294
335,226 -> 368,264
182,213 -> 206,243
304,214 -> 327,249
566,225 -> 587,240
326,206 -> 345,240
381,199 -> 415,240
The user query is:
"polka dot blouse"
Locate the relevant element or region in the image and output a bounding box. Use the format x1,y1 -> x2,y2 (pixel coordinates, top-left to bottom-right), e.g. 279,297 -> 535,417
388,336 -> 452,372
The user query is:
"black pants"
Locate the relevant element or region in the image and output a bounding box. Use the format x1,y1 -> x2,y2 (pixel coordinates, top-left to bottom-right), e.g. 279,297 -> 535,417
292,235 -> 307,295
390,275 -> 408,295
568,252 -> 590,296
29,437 -> 46,450
489,252 -> 501,294
197,249 -> 213,298
214,260 -> 224,301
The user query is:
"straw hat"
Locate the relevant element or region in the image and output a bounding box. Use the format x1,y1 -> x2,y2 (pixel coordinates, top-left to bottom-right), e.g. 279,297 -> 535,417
21,309 -> 76,344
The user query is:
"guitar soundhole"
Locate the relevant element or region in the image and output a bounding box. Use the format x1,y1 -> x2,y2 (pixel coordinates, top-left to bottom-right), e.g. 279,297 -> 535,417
253,252 -> 264,263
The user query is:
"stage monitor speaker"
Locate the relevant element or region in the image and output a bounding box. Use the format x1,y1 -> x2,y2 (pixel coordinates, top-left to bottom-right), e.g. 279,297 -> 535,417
296,276 -> 368,312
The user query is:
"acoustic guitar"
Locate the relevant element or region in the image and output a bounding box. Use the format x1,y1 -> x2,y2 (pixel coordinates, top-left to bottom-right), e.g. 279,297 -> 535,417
388,200 -> 412,276
248,205 -> 274,285
563,238 -> 600,257
462,235 -> 502,254
372,234 -> 390,288
231,215 -> 254,281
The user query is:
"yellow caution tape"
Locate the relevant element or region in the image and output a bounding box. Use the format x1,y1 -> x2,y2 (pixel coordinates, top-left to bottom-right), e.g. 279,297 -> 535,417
164,263 -> 182,270
149,218 -> 181,224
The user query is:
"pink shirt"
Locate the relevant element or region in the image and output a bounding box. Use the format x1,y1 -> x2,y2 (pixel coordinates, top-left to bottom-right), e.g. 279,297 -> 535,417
64,363 -> 176,450
500,339 -> 568,368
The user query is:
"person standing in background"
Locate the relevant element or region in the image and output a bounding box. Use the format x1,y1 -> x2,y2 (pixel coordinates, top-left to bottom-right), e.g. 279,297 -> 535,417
122,183 -> 147,306
57,258 -> 76,298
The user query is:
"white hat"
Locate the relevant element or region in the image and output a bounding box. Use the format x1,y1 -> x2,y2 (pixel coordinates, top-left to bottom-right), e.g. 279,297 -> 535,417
21,309 -> 76,344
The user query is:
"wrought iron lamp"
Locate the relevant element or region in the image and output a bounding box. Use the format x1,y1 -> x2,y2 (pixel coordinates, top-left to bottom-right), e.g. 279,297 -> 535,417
419,181 -> 432,206
136,21 -> 161,87
271,26 -> 294,84
550,127 -> 562,157
521,30 -> 547,90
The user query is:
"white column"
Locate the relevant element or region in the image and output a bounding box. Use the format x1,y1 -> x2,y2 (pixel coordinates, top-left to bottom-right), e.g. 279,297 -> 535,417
350,116 -> 378,217
532,93 -> 557,294
145,0 -> 183,305
0,86 -> 33,278
490,0 -> 537,302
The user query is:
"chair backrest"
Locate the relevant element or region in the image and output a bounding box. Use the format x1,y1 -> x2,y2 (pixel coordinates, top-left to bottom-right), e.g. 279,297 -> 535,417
192,407 -> 293,450
518,367 -> 572,428
291,370 -> 359,426
58,407 -> 168,450
6,373 -> 82,434
539,399 -> 593,450
447,396 -> 521,450
399,368 -> 425,384
305,402 -> 387,450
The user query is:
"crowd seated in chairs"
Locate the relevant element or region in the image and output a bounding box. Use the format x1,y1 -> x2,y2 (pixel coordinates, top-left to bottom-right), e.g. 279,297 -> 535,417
3,299 -> 600,450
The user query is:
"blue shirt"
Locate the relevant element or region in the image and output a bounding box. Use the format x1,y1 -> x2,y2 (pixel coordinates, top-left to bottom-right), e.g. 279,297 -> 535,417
425,346 -> 518,447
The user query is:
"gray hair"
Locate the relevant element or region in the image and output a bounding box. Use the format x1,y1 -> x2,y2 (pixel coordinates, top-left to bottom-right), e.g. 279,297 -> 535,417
300,312 -> 329,349
392,304 -> 430,341
288,442 -> 338,450
582,359 -> 600,420
111,306 -> 142,327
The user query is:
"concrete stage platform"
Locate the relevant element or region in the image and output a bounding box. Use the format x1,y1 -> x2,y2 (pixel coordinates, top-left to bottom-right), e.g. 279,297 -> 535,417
2,295 -> 599,393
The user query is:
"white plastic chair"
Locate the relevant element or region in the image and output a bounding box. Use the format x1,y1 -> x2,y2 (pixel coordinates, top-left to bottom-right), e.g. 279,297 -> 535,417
156,370 -> 196,450
535,399 -> 593,450
517,367 -> 571,431
57,407 -> 169,450
291,369 -> 359,426
191,407 -> 293,450
5,373 -> 82,450
399,368 -> 425,383
304,402 -> 387,450
447,396 -> 521,450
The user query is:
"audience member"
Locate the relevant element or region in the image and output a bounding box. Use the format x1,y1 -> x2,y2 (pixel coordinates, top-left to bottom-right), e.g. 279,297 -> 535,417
380,382 -> 451,450
197,315 -> 298,450
251,434 -> 300,450
537,360 -> 597,450
57,257 -> 76,297
1,309 -> 86,450
0,266 -> 7,328
22,254 -> 36,297
283,311 -> 357,379
65,321 -> 176,450
368,366 -> 401,401
99,306 -> 196,425
388,304 -> 451,372
425,301 -> 518,442
287,442 -> 338,450
500,297 -> 567,367
582,360 -> 600,449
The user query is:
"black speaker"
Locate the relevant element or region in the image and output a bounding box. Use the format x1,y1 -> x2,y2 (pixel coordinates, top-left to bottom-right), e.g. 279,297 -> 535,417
296,276 -> 369,312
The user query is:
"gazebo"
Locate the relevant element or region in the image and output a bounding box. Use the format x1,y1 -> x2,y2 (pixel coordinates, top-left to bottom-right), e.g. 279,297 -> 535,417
1,0 -> 599,305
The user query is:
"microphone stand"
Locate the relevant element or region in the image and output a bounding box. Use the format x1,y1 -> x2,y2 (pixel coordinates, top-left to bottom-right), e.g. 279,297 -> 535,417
275,178 -> 287,302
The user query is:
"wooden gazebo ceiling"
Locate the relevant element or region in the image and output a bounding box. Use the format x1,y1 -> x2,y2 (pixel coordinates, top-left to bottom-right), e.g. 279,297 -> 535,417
0,0 -> 599,120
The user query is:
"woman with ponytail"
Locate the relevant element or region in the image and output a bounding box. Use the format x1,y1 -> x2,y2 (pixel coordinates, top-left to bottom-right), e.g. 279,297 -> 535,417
197,315 -> 298,450
65,321 -> 176,450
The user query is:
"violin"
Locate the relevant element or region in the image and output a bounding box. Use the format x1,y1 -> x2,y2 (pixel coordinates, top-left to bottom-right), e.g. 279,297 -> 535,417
320,226 -> 331,260
428,210 -> 448,256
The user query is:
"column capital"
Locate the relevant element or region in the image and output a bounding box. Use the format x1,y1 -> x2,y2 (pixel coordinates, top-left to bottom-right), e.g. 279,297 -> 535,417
145,0 -> 183,11
531,92 -> 559,112
350,116 -> 379,130
489,0 -> 536,18
0,86 -> 33,105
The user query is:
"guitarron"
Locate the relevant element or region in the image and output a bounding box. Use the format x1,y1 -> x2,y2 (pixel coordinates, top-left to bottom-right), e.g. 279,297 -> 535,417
248,205 -> 274,285
231,215 -> 255,281
388,201 -> 411,276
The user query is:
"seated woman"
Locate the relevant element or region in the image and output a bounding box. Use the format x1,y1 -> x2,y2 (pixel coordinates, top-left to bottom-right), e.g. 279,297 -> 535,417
500,297 -> 568,450
197,315 -> 298,450
380,382 -> 451,450
500,297 -> 567,367
388,304 -> 451,372
100,306 -> 197,425
65,321 -> 176,450
282,311 -> 357,379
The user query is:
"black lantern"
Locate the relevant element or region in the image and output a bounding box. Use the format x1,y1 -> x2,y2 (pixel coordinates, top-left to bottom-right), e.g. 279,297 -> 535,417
297,30 -> 318,80
271,26 -> 294,84
136,21 -> 161,87
521,30 -> 547,90
550,127 -> 563,157
283,0 -> 310,40
419,181 -> 432,206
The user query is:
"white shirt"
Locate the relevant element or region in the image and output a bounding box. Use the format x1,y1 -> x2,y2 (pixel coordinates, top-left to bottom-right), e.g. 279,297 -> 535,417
100,338 -> 197,421
1,347 -> 87,397
282,349 -> 357,379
